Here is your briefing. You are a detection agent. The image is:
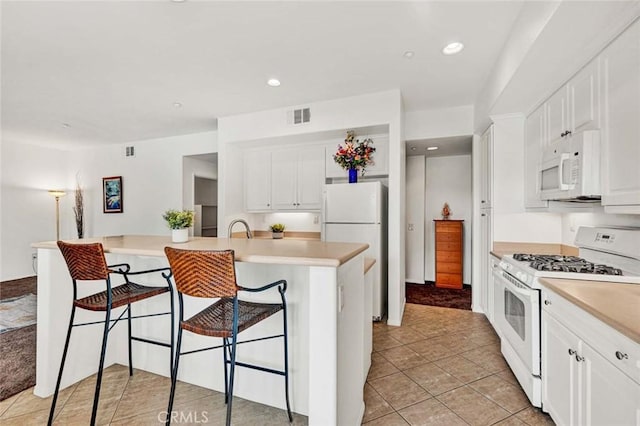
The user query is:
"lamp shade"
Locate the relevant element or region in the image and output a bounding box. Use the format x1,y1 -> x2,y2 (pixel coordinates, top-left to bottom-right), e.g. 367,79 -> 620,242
48,190 -> 67,198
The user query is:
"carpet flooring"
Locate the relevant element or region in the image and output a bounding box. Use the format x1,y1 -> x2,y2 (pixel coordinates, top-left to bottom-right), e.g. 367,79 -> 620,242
0,276 -> 37,401
405,282 -> 472,311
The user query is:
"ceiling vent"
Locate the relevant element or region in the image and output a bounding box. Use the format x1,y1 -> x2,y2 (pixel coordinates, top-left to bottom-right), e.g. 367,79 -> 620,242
125,146 -> 135,157
287,107 -> 311,125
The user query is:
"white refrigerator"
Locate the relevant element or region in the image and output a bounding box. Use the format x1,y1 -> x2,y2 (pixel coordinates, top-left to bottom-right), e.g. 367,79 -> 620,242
322,181 -> 388,321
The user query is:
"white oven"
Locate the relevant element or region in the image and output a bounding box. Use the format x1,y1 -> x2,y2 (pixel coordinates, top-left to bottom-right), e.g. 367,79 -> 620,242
493,227 -> 640,411
493,268 -> 541,407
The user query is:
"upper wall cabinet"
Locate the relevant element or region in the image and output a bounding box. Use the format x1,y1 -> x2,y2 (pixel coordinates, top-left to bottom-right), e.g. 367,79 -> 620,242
245,150 -> 272,212
600,19 -> 640,213
546,59 -> 600,146
325,135 -> 389,179
271,146 -> 325,211
245,145 -> 325,212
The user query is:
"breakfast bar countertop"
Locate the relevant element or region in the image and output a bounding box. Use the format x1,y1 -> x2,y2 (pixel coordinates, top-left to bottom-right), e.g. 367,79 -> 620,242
32,235 -> 367,267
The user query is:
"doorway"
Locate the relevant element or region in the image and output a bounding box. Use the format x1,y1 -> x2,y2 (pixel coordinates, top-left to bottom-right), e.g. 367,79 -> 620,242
405,136 -> 473,309
182,153 -> 218,237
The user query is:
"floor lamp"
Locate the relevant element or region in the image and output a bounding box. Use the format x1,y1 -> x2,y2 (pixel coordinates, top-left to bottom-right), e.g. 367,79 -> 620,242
48,190 -> 66,240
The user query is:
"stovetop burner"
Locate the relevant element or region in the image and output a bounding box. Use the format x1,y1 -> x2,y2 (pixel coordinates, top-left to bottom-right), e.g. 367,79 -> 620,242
512,253 -> 624,276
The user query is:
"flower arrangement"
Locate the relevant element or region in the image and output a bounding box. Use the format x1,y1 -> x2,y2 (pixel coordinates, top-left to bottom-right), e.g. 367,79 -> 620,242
269,223 -> 285,233
333,131 -> 376,174
162,209 -> 195,230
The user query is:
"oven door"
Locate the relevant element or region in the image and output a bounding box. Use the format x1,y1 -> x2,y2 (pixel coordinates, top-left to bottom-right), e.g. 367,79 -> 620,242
493,269 -> 540,375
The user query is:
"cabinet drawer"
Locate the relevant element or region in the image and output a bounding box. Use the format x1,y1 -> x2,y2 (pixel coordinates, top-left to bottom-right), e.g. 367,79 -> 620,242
436,232 -> 460,242
436,223 -> 462,232
436,251 -> 462,262
436,242 -> 461,252
435,273 -> 462,288
436,262 -> 462,273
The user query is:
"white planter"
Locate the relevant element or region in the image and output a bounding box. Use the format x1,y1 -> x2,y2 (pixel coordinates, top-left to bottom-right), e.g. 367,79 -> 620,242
172,228 -> 189,243
272,232 -> 284,239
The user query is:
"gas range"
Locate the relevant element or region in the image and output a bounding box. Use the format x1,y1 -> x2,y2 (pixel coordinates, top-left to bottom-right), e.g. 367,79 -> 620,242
498,227 -> 640,289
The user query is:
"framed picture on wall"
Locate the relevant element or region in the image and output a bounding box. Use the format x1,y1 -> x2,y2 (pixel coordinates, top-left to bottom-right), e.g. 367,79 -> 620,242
103,176 -> 123,213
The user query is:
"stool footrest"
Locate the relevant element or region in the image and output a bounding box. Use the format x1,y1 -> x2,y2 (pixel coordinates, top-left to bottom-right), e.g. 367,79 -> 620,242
228,360 -> 285,377
131,336 -> 172,348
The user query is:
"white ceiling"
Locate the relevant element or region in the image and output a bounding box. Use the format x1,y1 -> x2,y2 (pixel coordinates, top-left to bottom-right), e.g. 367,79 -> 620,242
406,136 -> 472,158
1,1 -> 525,149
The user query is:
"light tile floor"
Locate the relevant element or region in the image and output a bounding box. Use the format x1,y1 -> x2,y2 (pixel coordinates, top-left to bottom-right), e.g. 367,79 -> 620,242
0,303 -> 555,425
364,304 -> 555,426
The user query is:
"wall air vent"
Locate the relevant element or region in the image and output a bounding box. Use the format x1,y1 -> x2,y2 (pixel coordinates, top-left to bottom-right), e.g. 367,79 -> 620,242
125,146 -> 135,157
287,107 -> 311,125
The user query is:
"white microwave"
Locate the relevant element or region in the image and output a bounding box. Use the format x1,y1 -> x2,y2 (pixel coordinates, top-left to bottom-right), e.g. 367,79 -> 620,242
539,130 -> 601,201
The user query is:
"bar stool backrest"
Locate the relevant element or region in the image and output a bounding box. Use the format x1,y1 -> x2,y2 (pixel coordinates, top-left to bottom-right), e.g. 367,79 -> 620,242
164,247 -> 238,298
57,241 -> 110,280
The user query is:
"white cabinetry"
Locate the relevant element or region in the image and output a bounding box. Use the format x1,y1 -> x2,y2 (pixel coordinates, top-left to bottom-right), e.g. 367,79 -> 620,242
245,145 -> 324,212
325,135 -> 389,178
245,150 -> 272,211
480,126 -> 493,208
569,59 -> 600,135
271,146 -> 324,211
600,18 -> 640,213
478,208 -> 492,315
546,59 -> 600,147
541,287 -> 640,425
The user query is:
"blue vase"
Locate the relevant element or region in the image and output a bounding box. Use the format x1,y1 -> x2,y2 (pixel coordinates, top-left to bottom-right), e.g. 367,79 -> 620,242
348,168 -> 358,183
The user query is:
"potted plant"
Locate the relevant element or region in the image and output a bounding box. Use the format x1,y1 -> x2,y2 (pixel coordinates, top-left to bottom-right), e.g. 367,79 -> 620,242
270,223 -> 285,239
163,209 -> 195,243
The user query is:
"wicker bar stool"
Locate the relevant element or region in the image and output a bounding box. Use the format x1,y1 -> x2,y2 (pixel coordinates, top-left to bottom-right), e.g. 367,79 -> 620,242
48,241 -> 175,426
163,247 -> 292,426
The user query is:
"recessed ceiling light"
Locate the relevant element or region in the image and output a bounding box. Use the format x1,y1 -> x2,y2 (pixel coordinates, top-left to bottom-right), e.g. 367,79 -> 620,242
403,51 -> 415,59
411,146 -> 417,151
442,42 -> 464,55
62,123 -> 70,128
173,102 -> 183,108
267,78 -> 281,87
427,146 -> 439,151
171,0 -> 186,3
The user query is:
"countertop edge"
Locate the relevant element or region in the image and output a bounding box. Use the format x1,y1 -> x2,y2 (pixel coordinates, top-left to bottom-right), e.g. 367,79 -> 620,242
32,237 -> 367,268
539,278 -> 640,344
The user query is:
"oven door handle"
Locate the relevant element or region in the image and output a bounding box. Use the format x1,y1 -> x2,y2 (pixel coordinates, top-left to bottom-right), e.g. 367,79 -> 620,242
497,271 -> 534,300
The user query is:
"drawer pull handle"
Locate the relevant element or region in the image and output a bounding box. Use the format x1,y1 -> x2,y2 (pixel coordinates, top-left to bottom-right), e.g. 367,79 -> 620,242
544,299 -> 551,306
575,354 -> 584,362
615,351 -> 629,360
568,349 -> 576,355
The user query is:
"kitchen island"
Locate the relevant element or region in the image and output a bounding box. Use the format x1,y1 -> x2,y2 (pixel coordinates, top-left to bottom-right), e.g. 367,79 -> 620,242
32,235 -> 369,425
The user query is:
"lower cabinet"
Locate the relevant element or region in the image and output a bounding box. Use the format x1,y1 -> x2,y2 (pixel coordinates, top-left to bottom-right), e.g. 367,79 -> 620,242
542,289 -> 640,426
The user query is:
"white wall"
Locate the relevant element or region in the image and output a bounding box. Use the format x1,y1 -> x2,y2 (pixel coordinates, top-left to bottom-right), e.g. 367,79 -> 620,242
69,131 -> 217,238
0,131 -> 216,281
562,211 -> 640,246
1,140 -> 73,280
425,155 -> 472,284
405,156 -> 425,283
491,115 -> 562,243
218,90 -> 406,326
404,105 -> 474,141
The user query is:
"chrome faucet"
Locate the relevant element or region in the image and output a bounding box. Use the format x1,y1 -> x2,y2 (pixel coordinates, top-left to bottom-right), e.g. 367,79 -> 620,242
228,219 -> 253,239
